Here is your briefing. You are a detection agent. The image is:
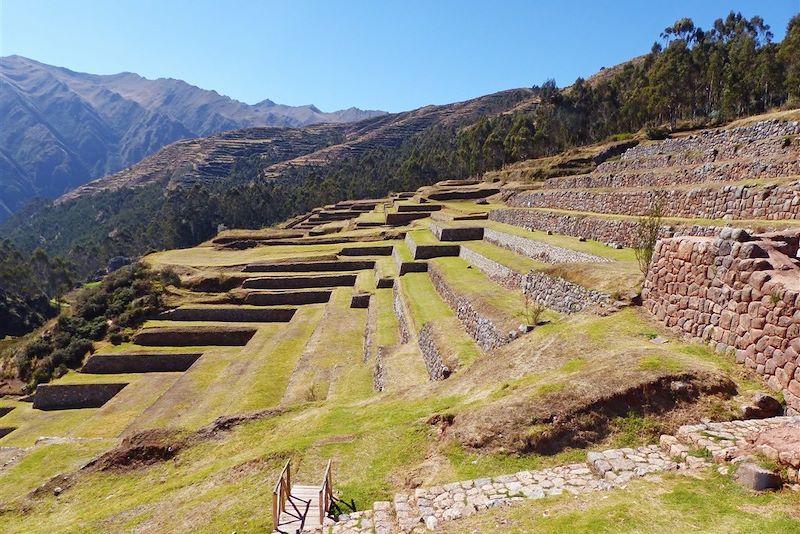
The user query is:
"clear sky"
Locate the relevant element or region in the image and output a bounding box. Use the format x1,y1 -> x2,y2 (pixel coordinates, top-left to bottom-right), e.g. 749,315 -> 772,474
1,0 -> 798,113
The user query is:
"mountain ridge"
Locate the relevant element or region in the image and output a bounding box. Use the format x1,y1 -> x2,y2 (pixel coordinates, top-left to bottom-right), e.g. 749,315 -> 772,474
0,55 -> 386,218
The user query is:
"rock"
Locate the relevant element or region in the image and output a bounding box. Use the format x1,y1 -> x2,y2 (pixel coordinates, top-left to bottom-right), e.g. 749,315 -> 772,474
736,462 -> 782,491
578,236 -> 586,242
425,515 -> 438,530
742,393 -> 784,419
53,486 -> 63,496
651,336 -> 669,344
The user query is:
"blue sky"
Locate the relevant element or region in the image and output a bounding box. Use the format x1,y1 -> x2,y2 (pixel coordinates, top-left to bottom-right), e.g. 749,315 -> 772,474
2,1 -> 798,112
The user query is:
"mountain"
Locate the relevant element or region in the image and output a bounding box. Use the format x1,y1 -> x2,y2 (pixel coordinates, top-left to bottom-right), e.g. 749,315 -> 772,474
0,55 -> 386,219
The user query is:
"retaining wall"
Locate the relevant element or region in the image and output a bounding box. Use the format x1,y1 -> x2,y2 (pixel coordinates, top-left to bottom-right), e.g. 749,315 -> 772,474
522,271 -> 610,314
428,265 -> 516,351
490,209 -> 721,248
386,212 -> 431,225
373,346 -> 388,391
396,204 -> 442,212
426,188 -> 500,201
133,326 -> 256,346
160,307 -> 295,322
242,274 -> 357,289
393,284 -> 412,344
405,234 -> 460,260
0,407 -> 12,418
81,353 -> 202,374
430,224 -> 485,241
33,383 -> 128,410
351,293 -> 372,308
0,427 -> 15,439
643,229 -> 800,413
458,246 -> 610,314
393,246 -> 428,275
509,182 -> 800,221
339,245 -> 394,256
242,260 -> 375,272
545,157 -> 800,190
418,323 -> 452,380
483,228 -> 610,263
243,289 -> 332,305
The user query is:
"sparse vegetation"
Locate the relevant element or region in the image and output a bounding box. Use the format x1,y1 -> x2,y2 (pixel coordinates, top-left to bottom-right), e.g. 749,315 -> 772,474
633,196 -> 665,277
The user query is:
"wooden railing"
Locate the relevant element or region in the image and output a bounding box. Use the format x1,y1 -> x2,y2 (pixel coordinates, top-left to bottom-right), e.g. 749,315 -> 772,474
272,459 -> 292,529
318,460 -> 333,526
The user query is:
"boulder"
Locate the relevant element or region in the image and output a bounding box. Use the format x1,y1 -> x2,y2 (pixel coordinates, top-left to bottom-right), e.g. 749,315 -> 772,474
736,462 -> 782,491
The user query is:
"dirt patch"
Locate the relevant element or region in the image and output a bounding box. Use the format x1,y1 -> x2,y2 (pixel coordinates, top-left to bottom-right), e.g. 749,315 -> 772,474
0,377 -> 25,396
90,429 -> 185,472
447,371 -> 736,454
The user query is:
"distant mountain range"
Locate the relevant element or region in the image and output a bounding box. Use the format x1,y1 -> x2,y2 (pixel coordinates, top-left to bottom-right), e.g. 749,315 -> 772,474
0,55 -> 385,219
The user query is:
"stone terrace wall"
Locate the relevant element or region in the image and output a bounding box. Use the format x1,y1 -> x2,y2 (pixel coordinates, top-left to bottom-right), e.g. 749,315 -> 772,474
393,284 -> 412,344
373,346 -> 388,391
33,383 -> 128,410
81,353 -> 202,373
509,182 -> 800,221
523,271 -> 610,314
643,229 -> 800,413
459,246 -> 610,314
483,228 -> 610,263
607,120 -> 800,170
545,157 -> 800,190
428,264 -> 516,351
418,324 -> 452,380
490,209 -> 721,248
458,246 -> 522,291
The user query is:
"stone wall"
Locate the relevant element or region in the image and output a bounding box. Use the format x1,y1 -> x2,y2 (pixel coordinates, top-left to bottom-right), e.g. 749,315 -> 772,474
81,353 -> 202,373
509,182 -> 800,221
490,209 -> 721,248
160,306 -> 295,322
133,326 -> 256,346
523,272 -> 610,314
418,323 -> 452,380
608,120 -> 800,168
458,246 -> 523,291
545,157 -> 800,190
339,245 -> 394,256
430,224 -> 484,241
392,246 -> 428,276
0,427 -> 15,439
428,264 -> 517,351
643,229 -> 800,413
243,289 -> 332,306
242,260 -> 375,272
483,228 -> 610,263
242,273 -> 357,289
373,345 -> 388,391
404,234 -> 460,260
33,383 -> 128,410
458,246 -> 610,314
393,284 -> 412,344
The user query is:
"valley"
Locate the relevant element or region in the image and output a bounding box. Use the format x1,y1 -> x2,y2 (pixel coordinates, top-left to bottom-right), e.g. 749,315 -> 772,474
1,115 -> 800,532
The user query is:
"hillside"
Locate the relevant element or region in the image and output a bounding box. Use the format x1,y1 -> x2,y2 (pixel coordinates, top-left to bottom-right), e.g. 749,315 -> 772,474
1,115 -> 800,532
0,55 -> 385,219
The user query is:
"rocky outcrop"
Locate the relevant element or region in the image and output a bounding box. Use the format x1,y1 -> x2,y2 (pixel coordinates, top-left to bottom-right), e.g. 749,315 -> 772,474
643,229 -> 800,413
